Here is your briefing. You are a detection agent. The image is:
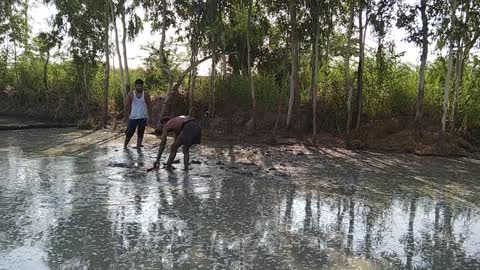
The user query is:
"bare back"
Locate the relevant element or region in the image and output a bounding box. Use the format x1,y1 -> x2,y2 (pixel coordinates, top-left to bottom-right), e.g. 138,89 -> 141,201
163,116 -> 195,136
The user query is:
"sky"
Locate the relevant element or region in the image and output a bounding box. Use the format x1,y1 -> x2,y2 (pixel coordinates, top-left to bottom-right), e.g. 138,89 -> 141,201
29,1 -> 427,77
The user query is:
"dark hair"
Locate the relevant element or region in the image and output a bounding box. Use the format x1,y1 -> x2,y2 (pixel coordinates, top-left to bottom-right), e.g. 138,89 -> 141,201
160,117 -> 170,124
135,79 -> 144,85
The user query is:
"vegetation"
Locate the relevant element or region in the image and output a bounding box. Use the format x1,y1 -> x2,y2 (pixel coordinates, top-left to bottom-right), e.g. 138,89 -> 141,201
1,0 -> 480,145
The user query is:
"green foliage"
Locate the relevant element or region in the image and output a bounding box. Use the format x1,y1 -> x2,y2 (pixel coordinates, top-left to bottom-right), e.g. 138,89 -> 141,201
2,0 -> 480,133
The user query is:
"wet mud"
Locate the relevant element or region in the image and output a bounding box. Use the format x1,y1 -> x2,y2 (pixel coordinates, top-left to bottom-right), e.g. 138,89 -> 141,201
1,128 -> 479,270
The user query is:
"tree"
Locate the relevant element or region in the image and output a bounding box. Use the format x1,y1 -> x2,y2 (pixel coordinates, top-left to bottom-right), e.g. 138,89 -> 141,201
345,0 -> 355,146
450,0 -> 480,130
397,0 -> 442,129
355,0 -> 372,130
174,0 -> 206,117
441,0 -> 458,139
286,0 -> 299,129
247,0 -> 257,133
109,0 -> 126,115
370,0 -> 396,107
48,0 -> 108,115
309,0 -> 321,139
120,0 -> 130,93
103,0 -> 110,125
142,0 -> 212,119
35,30 -> 59,112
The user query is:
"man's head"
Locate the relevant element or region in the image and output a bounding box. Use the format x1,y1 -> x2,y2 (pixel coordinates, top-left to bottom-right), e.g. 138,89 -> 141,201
156,117 -> 170,131
135,79 -> 144,92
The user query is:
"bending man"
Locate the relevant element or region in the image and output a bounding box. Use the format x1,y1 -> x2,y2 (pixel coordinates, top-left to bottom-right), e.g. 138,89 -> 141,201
153,115 -> 202,170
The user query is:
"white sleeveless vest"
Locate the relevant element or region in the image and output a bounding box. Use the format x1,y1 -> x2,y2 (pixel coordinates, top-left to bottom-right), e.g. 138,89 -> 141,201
129,91 -> 148,120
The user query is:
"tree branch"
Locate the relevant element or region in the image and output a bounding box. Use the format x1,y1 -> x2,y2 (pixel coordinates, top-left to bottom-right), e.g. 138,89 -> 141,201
173,54 -> 213,92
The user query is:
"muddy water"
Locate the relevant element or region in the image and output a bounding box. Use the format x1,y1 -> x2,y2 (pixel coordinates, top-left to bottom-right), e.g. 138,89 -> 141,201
1,128 -> 479,270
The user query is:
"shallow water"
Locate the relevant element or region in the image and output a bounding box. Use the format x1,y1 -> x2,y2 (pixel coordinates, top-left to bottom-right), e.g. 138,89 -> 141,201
1,128 -> 479,270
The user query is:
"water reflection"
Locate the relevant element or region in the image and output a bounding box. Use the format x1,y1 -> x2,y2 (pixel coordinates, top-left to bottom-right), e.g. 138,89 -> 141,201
0,129 -> 479,269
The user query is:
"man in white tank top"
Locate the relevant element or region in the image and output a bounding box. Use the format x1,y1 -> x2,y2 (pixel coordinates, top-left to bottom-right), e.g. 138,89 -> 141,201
124,79 -> 152,149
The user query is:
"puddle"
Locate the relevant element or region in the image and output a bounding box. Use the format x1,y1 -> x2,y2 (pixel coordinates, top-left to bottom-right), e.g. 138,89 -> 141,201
0,129 -> 479,269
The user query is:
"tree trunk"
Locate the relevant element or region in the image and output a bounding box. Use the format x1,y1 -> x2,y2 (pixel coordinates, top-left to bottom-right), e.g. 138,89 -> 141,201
415,0 -> 428,128
221,29 -> 227,79
109,0 -> 126,116
247,0 -> 257,133
451,48 -> 463,132
43,51 -> 50,112
188,44 -> 198,117
441,0 -> 457,139
209,54 -> 217,120
311,6 -> 320,140
345,0 -> 355,147
286,0 -> 298,129
82,63 -> 90,116
121,5 -> 130,93
272,98 -> 282,138
157,0 -> 175,119
356,9 -> 368,130
103,1 -> 110,126
14,41 -> 19,88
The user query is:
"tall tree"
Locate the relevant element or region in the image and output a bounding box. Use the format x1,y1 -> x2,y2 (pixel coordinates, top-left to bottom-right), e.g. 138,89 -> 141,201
109,0 -> 126,114
345,0 -> 355,147
142,0 -> 212,119
450,0 -> 480,130
36,30 -> 59,113
247,0 -> 257,133
120,0 -> 130,92
174,0 -> 205,117
441,0 -> 458,139
397,0 -> 441,129
286,0 -> 299,129
310,0 -> 321,139
370,0 -> 396,106
103,0 -> 111,125
48,0 -> 108,115
355,0 -> 371,130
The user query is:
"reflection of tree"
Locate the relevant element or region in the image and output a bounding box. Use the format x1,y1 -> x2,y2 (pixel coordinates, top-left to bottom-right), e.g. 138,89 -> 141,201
414,201 -> 480,270
304,191 -> 312,232
45,154 -> 118,269
284,184 -> 296,224
405,197 -> 417,270
364,205 -> 374,259
347,198 -> 355,254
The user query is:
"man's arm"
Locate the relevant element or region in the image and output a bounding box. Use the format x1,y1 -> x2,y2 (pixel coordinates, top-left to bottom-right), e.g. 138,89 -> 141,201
124,92 -> 132,121
154,128 -> 168,167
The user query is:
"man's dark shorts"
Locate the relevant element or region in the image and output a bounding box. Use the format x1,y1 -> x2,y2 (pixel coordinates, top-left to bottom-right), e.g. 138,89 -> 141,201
180,120 -> 202,148
126,118 -> 147,139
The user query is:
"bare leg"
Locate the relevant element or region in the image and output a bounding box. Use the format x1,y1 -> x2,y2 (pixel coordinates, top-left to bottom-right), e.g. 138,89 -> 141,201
124,136 -> 132,149
136,118 -> 147,149
124,119 -> 137,149
166,137 -> 182,168
183,145 -> 190,170
136,137 -> 143,149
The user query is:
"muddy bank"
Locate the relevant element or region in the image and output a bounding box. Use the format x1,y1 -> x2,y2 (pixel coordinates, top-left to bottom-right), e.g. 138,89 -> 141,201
0,115 -> 77,130
201,114 -> 480,159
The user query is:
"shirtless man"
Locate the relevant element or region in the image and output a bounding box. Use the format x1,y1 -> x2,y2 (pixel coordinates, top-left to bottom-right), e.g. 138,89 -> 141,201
152,115 -> 202,171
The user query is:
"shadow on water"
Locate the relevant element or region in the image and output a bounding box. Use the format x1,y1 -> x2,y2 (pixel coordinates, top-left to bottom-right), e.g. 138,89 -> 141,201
0,129 -> 479,269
